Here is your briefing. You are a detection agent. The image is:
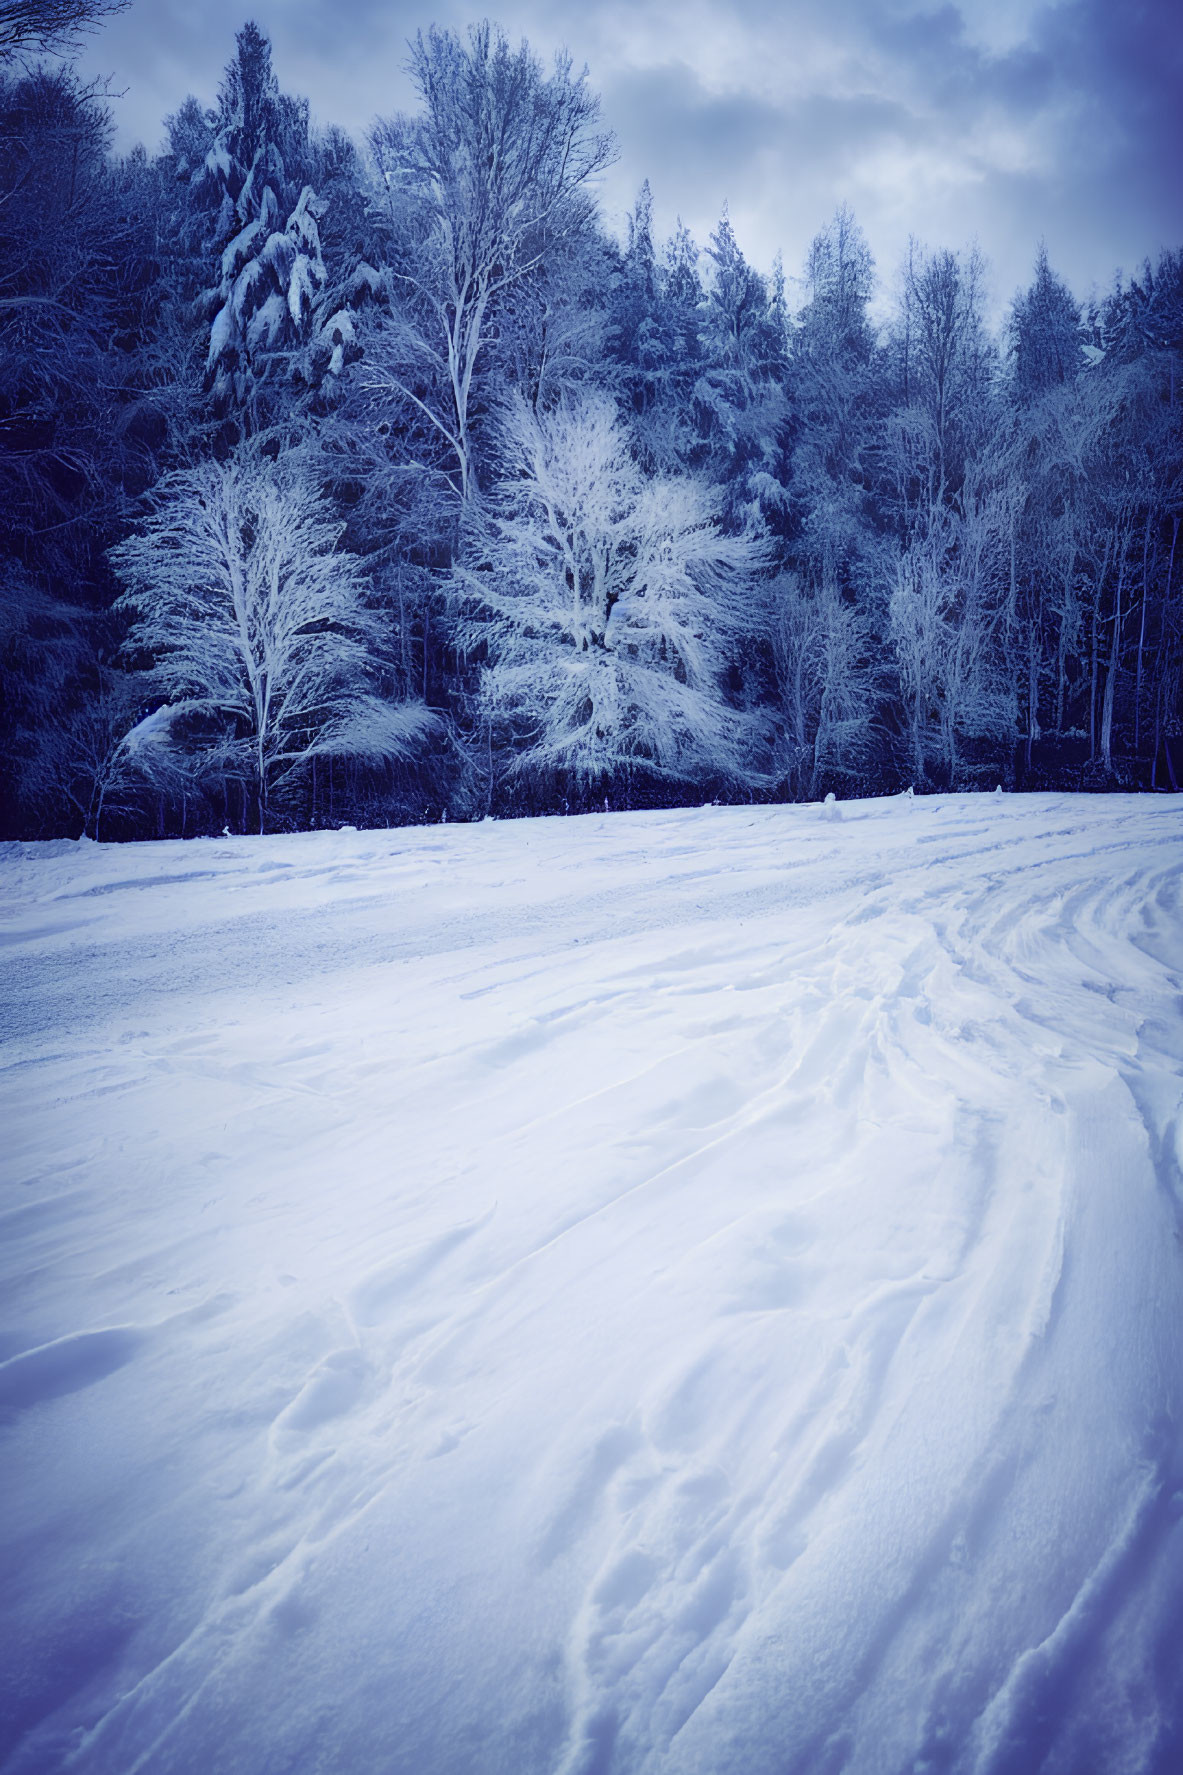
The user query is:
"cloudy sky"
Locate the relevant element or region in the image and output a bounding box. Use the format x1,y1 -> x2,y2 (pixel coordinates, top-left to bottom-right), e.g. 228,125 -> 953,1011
77,0 -> 1181,324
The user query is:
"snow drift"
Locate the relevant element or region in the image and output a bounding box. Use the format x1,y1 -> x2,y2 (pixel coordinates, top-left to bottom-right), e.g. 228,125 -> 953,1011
1,792 -> 1182,1774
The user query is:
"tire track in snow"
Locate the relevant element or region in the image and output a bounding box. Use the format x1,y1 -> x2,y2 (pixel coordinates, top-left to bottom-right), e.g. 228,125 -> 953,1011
547,834 -> 1183,1774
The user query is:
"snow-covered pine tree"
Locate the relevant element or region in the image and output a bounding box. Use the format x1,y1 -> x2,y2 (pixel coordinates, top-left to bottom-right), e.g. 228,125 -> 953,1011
200,24 -> 368,436
1009,246 -> 1085,402
605,196 -> 704,474
694,205 -> 788,529
609,181 -> 662,416
774,209 -> 886,793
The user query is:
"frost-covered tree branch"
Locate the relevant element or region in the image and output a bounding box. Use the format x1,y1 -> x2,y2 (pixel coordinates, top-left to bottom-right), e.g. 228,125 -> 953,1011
110,456 -> 439,830
450,394 -> 768,799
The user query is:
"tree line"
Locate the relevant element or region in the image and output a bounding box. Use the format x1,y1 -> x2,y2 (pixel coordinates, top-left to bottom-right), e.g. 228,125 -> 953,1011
2,13 -> 1181,840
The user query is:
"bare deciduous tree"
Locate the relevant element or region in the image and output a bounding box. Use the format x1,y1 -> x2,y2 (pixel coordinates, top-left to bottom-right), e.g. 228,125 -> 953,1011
772,574 -> 881,797
0,1 -> 126,59
367,23 -> 614,504
889,476 -> 1017,787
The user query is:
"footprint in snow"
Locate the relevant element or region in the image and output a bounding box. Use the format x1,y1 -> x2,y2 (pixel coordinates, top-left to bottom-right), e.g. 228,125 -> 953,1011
560,1463 -> 751,1771
536,1422 -> 644,1567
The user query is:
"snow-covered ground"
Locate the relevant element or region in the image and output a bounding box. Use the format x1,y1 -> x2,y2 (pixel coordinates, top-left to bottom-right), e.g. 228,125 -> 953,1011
2,793 -> 1182,1775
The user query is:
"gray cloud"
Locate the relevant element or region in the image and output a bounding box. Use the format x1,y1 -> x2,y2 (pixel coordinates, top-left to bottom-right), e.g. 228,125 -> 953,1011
74,0 -> 1182,326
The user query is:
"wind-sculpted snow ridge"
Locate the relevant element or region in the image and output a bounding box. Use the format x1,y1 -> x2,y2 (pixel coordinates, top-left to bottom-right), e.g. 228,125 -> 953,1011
1,793 -> 1182,1775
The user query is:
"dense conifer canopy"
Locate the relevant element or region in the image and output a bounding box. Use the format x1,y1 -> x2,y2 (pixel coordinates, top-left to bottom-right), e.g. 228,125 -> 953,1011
2,15 -> 1181,838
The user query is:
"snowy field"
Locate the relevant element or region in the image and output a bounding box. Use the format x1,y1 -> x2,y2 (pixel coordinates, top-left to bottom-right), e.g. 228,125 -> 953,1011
2,792 -> 1183,1775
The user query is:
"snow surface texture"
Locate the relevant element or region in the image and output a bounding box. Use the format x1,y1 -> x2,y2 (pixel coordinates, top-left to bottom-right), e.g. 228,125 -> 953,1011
2,793 -> 1183,1775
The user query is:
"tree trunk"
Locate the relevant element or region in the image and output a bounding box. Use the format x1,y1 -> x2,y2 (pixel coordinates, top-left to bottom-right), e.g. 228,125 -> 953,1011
913,690 -> 925,785
1089,593 -> 1098,761
1100,554 -> 1125,775
1134,512 -> 1152,754
486,714 -> 495,816
1055,612 -> 1066,735
1026,628 -> 1040,773
793,651 -> 807,789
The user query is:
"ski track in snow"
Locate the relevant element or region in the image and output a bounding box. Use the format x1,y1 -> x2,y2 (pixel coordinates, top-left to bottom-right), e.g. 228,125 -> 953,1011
1,792 -> 1182,1775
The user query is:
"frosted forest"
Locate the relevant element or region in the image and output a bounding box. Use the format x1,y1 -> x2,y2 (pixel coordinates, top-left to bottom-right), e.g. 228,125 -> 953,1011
5,7 -> 1183,1775
1,9 -> 1181,843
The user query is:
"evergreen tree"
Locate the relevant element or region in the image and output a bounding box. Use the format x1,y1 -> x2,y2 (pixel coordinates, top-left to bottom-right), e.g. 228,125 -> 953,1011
694,205 -> 788,527
887,241 -> 996,527
788,207 -> 882,599
1009,246 -> 1084,401
198,23 -> 364,438
605,196 -> 703,472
